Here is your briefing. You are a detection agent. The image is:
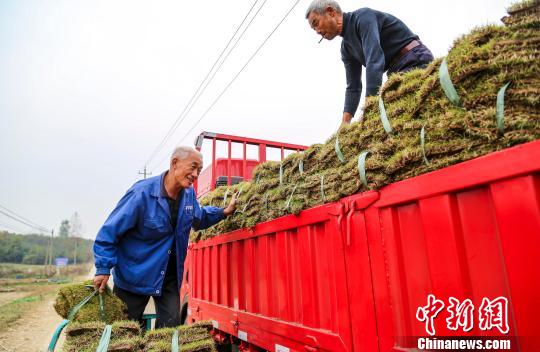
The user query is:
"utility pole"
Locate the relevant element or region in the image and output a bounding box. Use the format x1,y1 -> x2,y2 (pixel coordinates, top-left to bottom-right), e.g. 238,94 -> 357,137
44,232 -> 50,274
73,238 -> 78,266
48,229 -> 54,275
139,166 -> 152,179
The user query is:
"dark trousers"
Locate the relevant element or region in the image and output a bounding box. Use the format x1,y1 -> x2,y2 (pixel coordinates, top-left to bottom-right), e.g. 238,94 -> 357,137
113,258 -> 181,329
387,43 -> 434,75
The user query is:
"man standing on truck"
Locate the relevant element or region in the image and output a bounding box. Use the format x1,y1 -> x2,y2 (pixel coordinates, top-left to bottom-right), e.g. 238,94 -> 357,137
93,146 -> 236,328
305,0 -> 434,124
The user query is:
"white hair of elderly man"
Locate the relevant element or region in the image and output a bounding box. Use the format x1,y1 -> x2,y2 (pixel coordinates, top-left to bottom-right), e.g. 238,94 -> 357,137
170,146 -> 202,161
305,0 -> 342,19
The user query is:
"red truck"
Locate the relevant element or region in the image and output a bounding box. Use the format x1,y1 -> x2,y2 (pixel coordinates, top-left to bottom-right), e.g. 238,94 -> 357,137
181,131 -> 540,351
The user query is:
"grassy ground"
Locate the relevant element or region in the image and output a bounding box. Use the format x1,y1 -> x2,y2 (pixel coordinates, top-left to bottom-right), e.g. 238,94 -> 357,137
0,289 -> 52,333
0,263 -> 92,333
0,262 -> 90,279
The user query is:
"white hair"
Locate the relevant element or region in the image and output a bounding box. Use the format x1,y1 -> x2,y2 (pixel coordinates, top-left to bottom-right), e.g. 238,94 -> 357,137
305,0 -> 342,19
170,146 -> 202,161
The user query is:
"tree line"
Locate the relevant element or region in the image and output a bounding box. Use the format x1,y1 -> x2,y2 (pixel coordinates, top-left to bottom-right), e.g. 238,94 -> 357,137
0,230 -> 94,265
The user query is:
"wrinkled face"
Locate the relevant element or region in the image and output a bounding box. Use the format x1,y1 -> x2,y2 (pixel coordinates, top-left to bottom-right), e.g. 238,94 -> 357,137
171,152 -> 203,188
307,8 -> 340,40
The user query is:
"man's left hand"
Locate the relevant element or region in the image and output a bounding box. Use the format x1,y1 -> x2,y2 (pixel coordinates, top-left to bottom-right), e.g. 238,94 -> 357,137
223,193 -> 237,216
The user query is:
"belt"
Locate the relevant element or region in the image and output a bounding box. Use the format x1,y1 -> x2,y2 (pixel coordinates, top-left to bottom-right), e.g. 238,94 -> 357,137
388,40 -> 421,69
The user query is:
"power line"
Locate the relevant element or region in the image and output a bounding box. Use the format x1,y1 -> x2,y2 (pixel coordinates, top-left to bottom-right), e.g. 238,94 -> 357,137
0,204 -> 50,233
0,209 -> 49,232
142,0 -> 262,170
0,204 -> 49,231
151,0 -> 301,172
148,0 -> 270,172
148,0 -> 269,171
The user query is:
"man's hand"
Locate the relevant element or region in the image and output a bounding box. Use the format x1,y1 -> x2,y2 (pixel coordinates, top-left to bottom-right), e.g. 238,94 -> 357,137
223,192 -> 237,216
93,274 -> 110,293
342,112 -> 353,124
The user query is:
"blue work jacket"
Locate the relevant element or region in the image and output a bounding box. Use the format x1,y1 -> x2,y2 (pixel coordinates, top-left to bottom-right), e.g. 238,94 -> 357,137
94,172 -> 224,296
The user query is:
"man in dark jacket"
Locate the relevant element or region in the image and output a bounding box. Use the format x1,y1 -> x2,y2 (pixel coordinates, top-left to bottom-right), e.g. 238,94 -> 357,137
93,146 -> 236,328
305,0 -> 434,124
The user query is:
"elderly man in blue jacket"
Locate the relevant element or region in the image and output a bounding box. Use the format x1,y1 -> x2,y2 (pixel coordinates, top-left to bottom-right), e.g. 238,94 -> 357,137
305,0 -> 434,124
93,146 -> 236,328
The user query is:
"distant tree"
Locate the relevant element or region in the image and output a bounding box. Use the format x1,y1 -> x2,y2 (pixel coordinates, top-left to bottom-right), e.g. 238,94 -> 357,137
69,212 -> 82,237
22,245 -> 46,264
0,232 -> 94,264
59,220 -> 70,238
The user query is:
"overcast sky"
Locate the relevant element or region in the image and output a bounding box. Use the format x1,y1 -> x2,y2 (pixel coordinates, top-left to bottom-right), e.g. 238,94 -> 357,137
0,0 -> 513,238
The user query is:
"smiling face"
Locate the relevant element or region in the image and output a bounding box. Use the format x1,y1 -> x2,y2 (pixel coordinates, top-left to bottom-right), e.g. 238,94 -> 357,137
307,7 -> 342,40
170,151 -> 203,189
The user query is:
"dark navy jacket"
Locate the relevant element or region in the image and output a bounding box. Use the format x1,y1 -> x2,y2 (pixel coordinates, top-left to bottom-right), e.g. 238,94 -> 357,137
341,8 -> 418,115
94,172 -> 224,296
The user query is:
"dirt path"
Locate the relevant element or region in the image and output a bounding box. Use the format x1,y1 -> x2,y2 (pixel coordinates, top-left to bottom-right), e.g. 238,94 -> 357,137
0,269 -> 93,352
0,293 -> 65,352
0,268 -> 159,351
0,291 -> 27,307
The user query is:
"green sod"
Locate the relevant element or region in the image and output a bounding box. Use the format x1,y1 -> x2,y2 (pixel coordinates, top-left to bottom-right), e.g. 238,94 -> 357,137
53,280 -> 128,323
62,321 -> 215,352
62,320 -> 141,352
192,0 -> 540,241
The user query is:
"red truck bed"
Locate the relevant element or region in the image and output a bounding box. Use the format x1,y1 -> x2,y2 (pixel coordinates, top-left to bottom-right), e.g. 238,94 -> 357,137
185,140 -> 540,351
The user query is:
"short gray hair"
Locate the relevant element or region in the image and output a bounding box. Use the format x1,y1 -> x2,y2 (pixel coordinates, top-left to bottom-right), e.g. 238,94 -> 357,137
305,0 -> 342,19
170,146 -> 202,161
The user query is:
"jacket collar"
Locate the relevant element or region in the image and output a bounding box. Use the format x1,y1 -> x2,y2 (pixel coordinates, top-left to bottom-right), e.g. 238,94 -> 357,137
150,171 -> 168,198
340,12 -> 350,38
150,171 -> 193,199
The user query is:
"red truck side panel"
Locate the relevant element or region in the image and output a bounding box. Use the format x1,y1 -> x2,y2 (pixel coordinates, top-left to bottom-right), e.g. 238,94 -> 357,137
190,204 -> 357,351
188,140 -> 540,351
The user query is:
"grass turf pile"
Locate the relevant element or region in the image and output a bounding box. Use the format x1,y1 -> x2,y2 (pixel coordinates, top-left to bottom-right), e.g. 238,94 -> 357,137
53,280 -> 128,323
62,320 -> 141,352
144,321 -> 216,352
62,321 -> 214,352
192,0 -> 539,242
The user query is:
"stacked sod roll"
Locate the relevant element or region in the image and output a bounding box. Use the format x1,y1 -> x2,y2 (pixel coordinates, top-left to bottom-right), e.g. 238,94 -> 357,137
54,280 -> 128,324
192,0 -> 540,241
53,283 -> 217,351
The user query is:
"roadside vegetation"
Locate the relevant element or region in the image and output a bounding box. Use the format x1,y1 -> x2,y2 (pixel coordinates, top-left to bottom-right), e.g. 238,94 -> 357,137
0,231 -> 93,265
0,263 -> 92,332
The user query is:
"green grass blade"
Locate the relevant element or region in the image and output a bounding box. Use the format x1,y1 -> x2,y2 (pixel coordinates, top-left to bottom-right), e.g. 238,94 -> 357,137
439,57 -> 461,106
496,82 -> 510,137
98,293 -> 107,322
279,162 -> 284,185
237,184 -> 244,197
95,324 -> 112,352
242,197 -> 252,213
222,188 -> 230,207
171,329 -> 179,352
421,126 -> 430,166
358,151 -> 370,188
67,290 -> 96,321
47,319 -> 70,352
320,175 -> 325,203
335,136 -> 345,163
284,185 -> 297,210
378,97 -> 393,134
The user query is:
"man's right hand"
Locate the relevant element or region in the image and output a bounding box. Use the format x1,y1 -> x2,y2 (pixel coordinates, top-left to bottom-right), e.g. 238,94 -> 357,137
93,274 -> 110,293
342,112 -> 353,124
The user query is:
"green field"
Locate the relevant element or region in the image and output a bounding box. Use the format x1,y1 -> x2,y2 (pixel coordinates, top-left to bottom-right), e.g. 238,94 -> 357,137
0,262 -> 90,279
0,263 -> 92,331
